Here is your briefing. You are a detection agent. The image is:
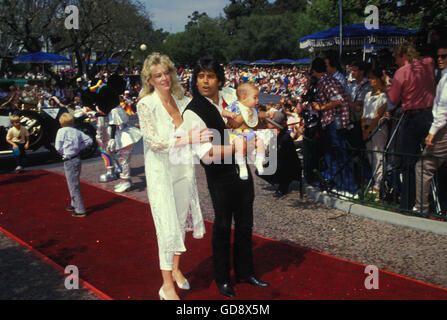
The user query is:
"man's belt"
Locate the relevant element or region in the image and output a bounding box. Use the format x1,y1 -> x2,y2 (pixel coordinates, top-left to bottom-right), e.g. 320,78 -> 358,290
404,107 -> 432,115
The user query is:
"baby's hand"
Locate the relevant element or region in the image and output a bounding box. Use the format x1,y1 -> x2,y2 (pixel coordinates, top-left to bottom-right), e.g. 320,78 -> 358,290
222,110 -> 237,120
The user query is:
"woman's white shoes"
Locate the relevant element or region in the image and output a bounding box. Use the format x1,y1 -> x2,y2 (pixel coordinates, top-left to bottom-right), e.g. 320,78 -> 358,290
159,287 -> 167,300
159,286 -> 180,300
173,273 -> 190,290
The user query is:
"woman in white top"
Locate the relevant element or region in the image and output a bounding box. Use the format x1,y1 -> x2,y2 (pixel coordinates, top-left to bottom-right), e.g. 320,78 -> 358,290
361,68 -> 389,193
136,53 -> 212,300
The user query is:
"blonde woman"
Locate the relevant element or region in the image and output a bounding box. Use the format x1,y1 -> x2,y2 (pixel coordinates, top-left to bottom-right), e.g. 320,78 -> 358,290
137,53 -> 212,300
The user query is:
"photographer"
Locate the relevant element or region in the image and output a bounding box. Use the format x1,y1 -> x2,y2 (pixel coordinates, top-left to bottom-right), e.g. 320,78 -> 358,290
385,42 -> 436,211
311,58 -> 356,195
299,72 -> 323,184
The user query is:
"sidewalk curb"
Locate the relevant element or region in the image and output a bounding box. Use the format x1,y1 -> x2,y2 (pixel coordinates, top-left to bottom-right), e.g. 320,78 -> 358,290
304,184 -> 447,236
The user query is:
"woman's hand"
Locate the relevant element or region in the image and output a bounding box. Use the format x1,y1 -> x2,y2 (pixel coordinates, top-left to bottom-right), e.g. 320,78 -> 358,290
187,126 -> 213,145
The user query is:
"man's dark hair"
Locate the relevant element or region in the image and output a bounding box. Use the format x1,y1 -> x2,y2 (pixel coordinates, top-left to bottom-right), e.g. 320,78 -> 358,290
351,60 -> 368,72
369,66 -> 384,81
311,58 -> 326,73
438,40 -> 447,50
325,55 -> 343,73
191,55 -> 225,97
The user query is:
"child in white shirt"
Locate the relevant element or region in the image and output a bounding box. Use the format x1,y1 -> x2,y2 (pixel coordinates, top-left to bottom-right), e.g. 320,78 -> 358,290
55,113 -> 93,217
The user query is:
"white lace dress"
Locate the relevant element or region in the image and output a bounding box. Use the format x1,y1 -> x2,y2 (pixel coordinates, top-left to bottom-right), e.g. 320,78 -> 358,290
136,92 -> 205,259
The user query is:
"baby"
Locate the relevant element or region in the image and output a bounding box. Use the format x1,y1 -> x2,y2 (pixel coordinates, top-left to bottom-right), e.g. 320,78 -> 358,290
222,82 -> 273,180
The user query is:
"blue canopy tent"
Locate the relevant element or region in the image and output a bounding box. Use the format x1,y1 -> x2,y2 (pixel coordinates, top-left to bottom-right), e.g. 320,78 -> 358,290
250,59 -> 273,65
13,51 -> 71,64
13,52 -> 72,85
53,61 -> 72,65
96,59 -> 124,65
272,59 -> 296,64
295,58 -> 312,64
229,60 -> 250,65
299,23 -> 418,55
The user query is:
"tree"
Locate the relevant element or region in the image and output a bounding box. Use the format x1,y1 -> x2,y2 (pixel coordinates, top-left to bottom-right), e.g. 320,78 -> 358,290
0,0 -> 161,79
271,0 -> 307,14
379,0 -> 446,32
0,0 -> 61,53
224,0 -> 272,36
163,13 -> 229,67
52,0 -> 158,78
225,13 -> 299,61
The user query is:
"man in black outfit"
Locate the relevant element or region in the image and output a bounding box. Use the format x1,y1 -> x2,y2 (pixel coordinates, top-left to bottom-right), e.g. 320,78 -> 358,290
182,56 -> 269,298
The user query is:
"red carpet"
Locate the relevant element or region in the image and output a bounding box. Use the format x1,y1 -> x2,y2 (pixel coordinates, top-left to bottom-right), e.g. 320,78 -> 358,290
1,169 -> 447,300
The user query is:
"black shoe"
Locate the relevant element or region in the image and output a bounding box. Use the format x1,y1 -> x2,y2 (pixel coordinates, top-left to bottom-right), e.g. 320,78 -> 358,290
66,206 -> 75,212
236,275 -> 270,288
264,185 -> 278,191
216,282 -> 235,298
72,212 -> 86,218
273,190 -> 287,198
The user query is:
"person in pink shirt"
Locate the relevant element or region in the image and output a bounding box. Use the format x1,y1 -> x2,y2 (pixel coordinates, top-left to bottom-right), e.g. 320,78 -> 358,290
385,42 -> 435,211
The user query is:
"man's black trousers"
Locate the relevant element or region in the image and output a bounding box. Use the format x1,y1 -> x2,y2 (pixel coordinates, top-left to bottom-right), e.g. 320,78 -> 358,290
206,169 -> 255,284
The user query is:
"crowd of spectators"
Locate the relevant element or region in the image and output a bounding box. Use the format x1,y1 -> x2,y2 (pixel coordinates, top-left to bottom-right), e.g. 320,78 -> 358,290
0,67 -> 142,115
293,41 -> 447,216
177,65 -> 310,99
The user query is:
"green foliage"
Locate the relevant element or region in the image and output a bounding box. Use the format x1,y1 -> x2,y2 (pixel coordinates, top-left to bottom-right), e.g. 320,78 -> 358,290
0,0 -> 164,78
271,0 -> 307,14
163,14 -> 229,67
4,0 -> 442,73
224,13 -> 299,60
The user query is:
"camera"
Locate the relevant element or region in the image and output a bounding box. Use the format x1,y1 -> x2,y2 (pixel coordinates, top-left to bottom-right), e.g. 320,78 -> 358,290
300,75 -> 320,129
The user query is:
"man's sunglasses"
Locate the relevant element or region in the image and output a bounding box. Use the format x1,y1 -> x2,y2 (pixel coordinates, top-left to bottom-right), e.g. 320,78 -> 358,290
438,54 -> 447,60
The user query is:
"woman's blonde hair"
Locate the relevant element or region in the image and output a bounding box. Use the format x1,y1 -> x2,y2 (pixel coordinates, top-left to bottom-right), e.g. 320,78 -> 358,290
394,41 -> 420,63
139,52 -> 184,100
59,112 -> 74,128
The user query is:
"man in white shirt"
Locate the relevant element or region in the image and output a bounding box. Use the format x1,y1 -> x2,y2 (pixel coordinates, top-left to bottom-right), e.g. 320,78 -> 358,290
415,42 -> 447,214
182,56 -> 269,299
